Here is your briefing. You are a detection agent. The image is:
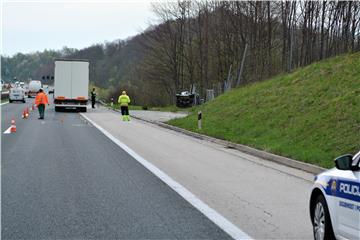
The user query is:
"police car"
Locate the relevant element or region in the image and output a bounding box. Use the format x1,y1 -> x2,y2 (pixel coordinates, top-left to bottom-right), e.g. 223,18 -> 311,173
310,150 -> 360,240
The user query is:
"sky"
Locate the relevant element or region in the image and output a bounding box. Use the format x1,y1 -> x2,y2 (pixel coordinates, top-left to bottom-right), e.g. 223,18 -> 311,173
1,0 -> 158,56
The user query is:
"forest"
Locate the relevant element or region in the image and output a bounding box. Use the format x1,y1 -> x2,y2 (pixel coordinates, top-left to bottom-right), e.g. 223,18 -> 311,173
2,1 -> 360,106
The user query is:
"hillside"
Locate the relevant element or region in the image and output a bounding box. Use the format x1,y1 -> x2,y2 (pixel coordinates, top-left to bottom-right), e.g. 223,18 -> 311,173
3,2 -> 359,107
168,52 -> 360,168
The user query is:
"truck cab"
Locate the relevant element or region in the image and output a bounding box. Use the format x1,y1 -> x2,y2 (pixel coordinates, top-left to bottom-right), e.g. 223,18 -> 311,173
28,80 -> 42,98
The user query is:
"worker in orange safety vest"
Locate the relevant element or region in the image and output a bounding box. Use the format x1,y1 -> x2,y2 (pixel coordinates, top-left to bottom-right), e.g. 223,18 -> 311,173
35,89 -> 49,119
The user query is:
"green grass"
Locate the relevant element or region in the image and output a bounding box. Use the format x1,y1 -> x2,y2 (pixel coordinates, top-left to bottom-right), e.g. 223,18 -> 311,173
168,52 -> 360,168
149,105 -> 190,113
1,97 -> 9,104
89,84 -> 111,102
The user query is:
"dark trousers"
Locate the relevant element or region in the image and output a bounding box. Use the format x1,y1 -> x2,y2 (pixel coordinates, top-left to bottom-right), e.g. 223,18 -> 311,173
120,106 -> 129,115
91,98 -> 96,108
38,104 -> 45,119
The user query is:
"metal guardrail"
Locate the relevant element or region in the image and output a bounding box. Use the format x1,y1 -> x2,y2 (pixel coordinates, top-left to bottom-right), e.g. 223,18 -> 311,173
98,100 -> 106,105
1,91 -> 9,100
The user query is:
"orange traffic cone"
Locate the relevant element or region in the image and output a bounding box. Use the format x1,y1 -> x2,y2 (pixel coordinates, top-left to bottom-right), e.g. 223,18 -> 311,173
10,119 -> 16,133
25,107 -> 29,118
22,109 -> 26,119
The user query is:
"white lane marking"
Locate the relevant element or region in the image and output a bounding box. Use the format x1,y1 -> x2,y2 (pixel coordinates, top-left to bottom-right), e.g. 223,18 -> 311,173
0,102 -> 9,106
71,123 -> 88,127
80,113 -> 252,240
3,127 -> 11,134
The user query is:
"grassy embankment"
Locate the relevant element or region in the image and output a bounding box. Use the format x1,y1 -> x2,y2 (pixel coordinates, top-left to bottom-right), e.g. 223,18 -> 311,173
168,52 -> 360,168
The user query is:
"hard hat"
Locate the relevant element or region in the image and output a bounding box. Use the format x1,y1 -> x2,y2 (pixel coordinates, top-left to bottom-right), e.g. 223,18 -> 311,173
122,91 -> 126,95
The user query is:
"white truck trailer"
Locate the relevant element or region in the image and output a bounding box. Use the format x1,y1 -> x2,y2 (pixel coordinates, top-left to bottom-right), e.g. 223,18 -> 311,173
54,59 -> 89,112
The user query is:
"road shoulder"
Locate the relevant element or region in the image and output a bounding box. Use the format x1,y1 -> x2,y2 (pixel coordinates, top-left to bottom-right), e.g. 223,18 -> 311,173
83,107 -> 314,239
127,109 -> 326,175
81,112 -> 252,240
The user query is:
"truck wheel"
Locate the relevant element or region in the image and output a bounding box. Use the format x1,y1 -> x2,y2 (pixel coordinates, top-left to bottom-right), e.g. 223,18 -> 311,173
22,99 -> 26,103
312,194 -> 335,240
55,106 -> 60,112
9,99 -> 13,103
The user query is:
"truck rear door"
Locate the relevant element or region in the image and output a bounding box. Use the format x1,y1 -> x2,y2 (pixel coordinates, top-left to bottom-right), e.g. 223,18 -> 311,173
55,61 -> 72,98
71,61 -> 89,99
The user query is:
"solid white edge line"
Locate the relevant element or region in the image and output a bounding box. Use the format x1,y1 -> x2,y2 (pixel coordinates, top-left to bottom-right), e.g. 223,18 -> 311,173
0,102 -> 9,106
3,127 -> 11,134
80,113 -> 252,240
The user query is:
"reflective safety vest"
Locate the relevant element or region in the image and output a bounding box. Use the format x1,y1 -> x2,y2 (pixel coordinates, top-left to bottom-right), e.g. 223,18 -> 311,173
118,94 -> 130,107
35,92 -> 49,106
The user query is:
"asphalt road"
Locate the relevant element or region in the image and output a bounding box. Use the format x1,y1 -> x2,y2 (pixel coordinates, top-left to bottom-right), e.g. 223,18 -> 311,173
85,108 -> 315,239
1,100 -> 232,239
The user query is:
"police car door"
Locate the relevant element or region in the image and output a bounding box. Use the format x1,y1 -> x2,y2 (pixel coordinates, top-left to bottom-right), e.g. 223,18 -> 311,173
336,165 -> 360,238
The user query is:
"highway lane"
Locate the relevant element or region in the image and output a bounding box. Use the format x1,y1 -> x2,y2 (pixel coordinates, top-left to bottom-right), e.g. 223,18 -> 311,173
85,108 -> 315,239
1,103 -> 232,239
1,99 -> 34,133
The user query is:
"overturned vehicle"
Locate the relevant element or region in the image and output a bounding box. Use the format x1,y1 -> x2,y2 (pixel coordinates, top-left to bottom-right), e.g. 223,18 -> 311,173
176,91 -> 196,108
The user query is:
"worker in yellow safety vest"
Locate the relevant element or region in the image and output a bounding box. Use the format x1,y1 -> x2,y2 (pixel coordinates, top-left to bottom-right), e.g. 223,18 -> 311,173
118,91 -> 131,121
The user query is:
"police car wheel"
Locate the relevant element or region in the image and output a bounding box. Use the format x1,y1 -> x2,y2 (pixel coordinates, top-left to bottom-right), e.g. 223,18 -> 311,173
312,195 -> 335,240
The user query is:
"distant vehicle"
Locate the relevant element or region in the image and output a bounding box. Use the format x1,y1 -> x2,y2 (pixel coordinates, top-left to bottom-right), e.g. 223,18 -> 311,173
9,87 -> 26,103
43,84 -> 49,93
309,150 -> 360,240
23,84 -> 29,94
19,82 -> 28,94
28,80 -> 42,98
48,86 -> 54,94
54,59 -> 89,112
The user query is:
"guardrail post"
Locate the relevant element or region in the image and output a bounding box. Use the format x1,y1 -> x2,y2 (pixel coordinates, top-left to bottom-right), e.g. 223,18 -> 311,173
198,111 -> 202,130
